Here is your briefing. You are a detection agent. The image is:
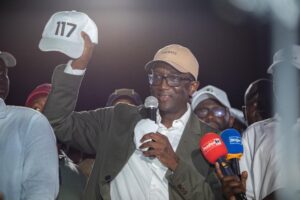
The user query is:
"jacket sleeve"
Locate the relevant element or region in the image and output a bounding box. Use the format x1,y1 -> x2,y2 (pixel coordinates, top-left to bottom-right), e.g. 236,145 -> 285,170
43,64 -> 113,154
165,115 -> 225,200
166,159 -> 216,200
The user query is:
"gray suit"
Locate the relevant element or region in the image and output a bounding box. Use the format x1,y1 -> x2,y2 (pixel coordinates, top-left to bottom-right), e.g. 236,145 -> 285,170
43,65 -> 222,200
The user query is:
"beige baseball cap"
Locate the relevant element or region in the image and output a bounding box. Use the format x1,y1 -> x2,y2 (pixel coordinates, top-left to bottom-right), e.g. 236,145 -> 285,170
145,44 -> 199,80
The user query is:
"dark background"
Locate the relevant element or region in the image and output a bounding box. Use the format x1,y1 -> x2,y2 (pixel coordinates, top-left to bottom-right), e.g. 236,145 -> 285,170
0,0 -> 284,111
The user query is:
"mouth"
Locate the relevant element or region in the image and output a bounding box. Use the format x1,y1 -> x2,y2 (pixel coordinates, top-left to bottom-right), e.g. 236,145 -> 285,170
157,94 -> 172,103
206,121 -> 220,130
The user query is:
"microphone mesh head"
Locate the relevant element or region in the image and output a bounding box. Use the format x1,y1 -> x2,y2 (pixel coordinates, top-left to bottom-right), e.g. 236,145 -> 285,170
144,96 -> 159,108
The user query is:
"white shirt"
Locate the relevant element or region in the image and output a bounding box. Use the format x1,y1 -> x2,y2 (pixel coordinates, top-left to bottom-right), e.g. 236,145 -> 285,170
239,118 -> 284,200
0,98 -> 59,200
110,104 -> 191,200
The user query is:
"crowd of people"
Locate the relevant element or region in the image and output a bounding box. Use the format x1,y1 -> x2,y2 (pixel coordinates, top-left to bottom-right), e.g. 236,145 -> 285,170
0,27 -> 300,200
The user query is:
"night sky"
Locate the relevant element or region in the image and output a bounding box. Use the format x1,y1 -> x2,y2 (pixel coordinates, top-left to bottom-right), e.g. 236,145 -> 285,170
0,0 -> 278,111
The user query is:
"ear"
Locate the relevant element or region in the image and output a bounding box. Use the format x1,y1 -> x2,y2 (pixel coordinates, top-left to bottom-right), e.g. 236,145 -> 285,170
189,81 -> 200,97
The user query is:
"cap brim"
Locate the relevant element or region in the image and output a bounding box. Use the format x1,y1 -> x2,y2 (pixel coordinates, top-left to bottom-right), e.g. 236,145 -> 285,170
267,60 -> 300,74
39,37 -> 83,59
0,52 -> 16,67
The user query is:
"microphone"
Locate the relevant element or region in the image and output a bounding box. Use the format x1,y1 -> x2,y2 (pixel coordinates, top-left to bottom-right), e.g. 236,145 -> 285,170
199,132 -> 247,200
143,96 -> 159,159
220,128 -> 243,176
144,96 -> 158,123
199,132 -> 234,176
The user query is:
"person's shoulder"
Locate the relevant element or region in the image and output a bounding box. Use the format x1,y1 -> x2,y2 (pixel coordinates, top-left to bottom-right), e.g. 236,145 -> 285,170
245,118 -> 276,132
243,118 -> 277,144
6,105 -> 44,120
5,106 -> 54,138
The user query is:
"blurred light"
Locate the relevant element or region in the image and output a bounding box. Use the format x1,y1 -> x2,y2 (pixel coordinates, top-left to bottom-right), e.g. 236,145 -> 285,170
270,0 -> 299,29
229,0 -> 299,29
229,0 -> 269,15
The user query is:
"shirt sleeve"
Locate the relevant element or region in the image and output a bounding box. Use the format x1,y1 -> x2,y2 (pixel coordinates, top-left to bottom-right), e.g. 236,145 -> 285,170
21,113 -> 59,200
64,60 -> 86,75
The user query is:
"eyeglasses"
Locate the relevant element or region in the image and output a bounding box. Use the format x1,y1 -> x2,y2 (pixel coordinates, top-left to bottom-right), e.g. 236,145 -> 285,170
148,73 -> 193,87
195,107 -> 228,118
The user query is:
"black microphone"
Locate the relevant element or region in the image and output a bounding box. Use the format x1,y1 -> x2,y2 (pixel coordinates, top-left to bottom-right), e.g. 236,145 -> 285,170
144,96 -> 158,123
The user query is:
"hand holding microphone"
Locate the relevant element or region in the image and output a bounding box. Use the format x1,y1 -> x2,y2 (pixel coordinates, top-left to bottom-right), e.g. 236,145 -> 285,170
139,133 -> 179,171
138,96 -> 179,170
199,132 -> 247,200
134,96 -> 159,150
215,162 -> 248,200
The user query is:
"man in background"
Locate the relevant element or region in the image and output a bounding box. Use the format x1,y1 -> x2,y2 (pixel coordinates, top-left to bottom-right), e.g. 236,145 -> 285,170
106,88 -> 142,106
0,51 -> 59,200
243,78 -> 274,126
191,85 -> 246,132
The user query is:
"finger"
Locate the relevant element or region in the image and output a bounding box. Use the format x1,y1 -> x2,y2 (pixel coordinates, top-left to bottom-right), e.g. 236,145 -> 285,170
139,140 -> 158,150
222,186 -> 235,200
222,176 -> 240,183
215,162 -> 224,180
241,171 -> 248,192
140,132 -> 159,142
241,171 -> 248,182
147,132 -> 166,141
81,31 -> 92,44
225,180 -> 244,188
142,148 -> 157,157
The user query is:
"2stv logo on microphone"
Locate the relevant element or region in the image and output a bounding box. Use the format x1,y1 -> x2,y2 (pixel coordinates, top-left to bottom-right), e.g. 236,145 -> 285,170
201,137 -> 223,154
228,136 -> 241,144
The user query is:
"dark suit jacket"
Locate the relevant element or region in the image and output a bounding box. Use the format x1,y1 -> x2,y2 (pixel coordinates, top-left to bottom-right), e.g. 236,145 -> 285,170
43,65 -> 222,200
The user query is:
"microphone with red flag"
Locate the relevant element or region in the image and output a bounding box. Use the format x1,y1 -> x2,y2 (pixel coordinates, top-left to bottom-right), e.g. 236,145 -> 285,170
199,132 -> 234,176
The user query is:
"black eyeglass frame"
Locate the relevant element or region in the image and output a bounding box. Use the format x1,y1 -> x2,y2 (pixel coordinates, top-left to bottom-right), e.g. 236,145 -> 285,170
148,73 -> 194,87
195,107 -> 229,118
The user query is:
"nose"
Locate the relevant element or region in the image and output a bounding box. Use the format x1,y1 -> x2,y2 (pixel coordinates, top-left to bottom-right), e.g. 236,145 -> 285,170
159,77 -> 170,89
205,112 -> 215,121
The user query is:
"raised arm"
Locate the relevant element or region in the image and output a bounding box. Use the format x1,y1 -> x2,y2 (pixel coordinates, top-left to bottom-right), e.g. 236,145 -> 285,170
43,32 -> 110,154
